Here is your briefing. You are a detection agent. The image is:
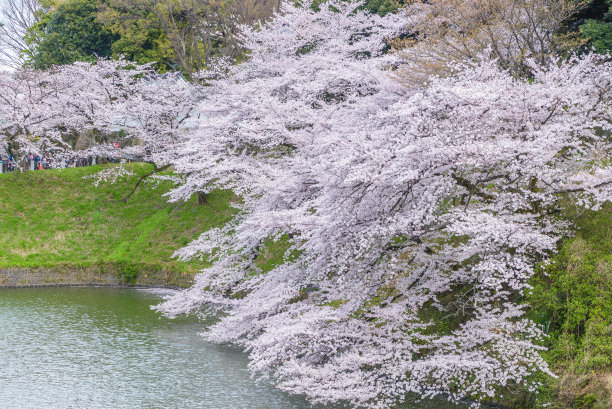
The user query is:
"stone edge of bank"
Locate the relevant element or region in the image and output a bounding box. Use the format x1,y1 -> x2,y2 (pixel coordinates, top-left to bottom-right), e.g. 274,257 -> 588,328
0,266 -> 194,289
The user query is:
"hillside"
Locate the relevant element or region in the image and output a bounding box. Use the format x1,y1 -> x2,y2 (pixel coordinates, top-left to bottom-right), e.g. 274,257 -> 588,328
0,163 -> 237,287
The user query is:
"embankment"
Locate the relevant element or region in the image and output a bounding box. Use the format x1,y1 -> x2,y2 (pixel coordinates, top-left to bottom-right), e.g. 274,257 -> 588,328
0,265 -> 193,288
0,163 -> 237,288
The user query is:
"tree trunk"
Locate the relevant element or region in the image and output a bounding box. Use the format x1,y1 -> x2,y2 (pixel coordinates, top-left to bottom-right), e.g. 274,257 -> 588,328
197,191 -> 208,205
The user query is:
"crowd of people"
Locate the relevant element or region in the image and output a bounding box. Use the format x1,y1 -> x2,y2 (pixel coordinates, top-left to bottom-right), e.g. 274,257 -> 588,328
0,154 -> 122,173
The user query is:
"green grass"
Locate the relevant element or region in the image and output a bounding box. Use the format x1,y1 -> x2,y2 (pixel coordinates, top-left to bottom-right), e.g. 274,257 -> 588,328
526,204 -> 612,409
0,163 -> 238,285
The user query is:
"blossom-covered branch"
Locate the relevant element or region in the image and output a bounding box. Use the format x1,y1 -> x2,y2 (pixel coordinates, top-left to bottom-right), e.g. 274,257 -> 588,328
0,59 -> 198,173
156,2 -> 611,407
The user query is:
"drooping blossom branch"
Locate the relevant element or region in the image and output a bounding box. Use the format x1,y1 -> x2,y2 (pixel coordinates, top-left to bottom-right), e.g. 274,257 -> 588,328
155,2 -> 611,407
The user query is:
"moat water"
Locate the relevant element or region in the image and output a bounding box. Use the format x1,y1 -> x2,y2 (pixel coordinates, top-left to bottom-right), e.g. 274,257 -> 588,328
0,287 -> 468,409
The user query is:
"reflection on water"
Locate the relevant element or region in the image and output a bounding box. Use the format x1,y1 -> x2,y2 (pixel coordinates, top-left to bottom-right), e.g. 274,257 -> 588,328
0,287 -> 467,409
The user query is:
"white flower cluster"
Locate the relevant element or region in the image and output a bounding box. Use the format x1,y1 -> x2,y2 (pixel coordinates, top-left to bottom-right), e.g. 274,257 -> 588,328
82,165 -> 134,187
156,2 -> 611,407
2,1 -> 610,407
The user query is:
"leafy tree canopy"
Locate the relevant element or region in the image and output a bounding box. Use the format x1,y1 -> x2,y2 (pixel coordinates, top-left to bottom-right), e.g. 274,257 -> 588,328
580,0 -> 612,53
24,0 -> 117,69
97,0 -> 177,72
309,0 -> 403,16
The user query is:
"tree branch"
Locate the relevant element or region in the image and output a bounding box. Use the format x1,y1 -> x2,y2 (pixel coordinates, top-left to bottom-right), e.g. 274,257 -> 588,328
118,163 -> 171,202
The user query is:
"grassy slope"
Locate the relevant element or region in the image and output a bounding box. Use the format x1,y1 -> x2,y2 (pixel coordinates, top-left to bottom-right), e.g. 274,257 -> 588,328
0,163 -> 237,285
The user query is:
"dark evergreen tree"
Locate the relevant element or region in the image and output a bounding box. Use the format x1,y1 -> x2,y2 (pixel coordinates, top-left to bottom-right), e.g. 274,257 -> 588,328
25,0 -> 117,69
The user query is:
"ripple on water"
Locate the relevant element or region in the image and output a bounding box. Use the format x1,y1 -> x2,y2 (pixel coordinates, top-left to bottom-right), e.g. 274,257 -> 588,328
0,287 -> 467,409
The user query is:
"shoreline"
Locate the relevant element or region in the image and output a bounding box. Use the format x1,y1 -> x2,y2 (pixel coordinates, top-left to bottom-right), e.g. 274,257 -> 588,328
0,266 -> 194,289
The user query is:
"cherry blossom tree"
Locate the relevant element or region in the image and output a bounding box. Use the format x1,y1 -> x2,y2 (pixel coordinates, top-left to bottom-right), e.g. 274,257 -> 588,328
2,0 -> 609,406
0,63 -> 117,168
0,58 -> 197,173
81,64 -> 199,194
155,1 -> 612,407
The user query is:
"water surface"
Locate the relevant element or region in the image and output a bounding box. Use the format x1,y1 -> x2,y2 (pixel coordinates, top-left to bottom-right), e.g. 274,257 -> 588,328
0,287 -> 467,409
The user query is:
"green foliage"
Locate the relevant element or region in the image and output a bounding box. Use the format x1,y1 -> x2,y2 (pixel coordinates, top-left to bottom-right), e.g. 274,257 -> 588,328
528,205 -> 612,371
579,0 -> 612,53
308,0 -> 402,16
574,393 -> 598,409
0,164 -> 238,284
323,298 -> 348,308
97,2 -> 177,72
253,234 -> 296,273
288,285 -> 319,304
359,0 -> 402,16
417,284 -> 476,336
21,0 -> 178,72
24,0 -> 117,69
581,19 -> 612,53
115,260 -> 139,284
526,204 -> 612,408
